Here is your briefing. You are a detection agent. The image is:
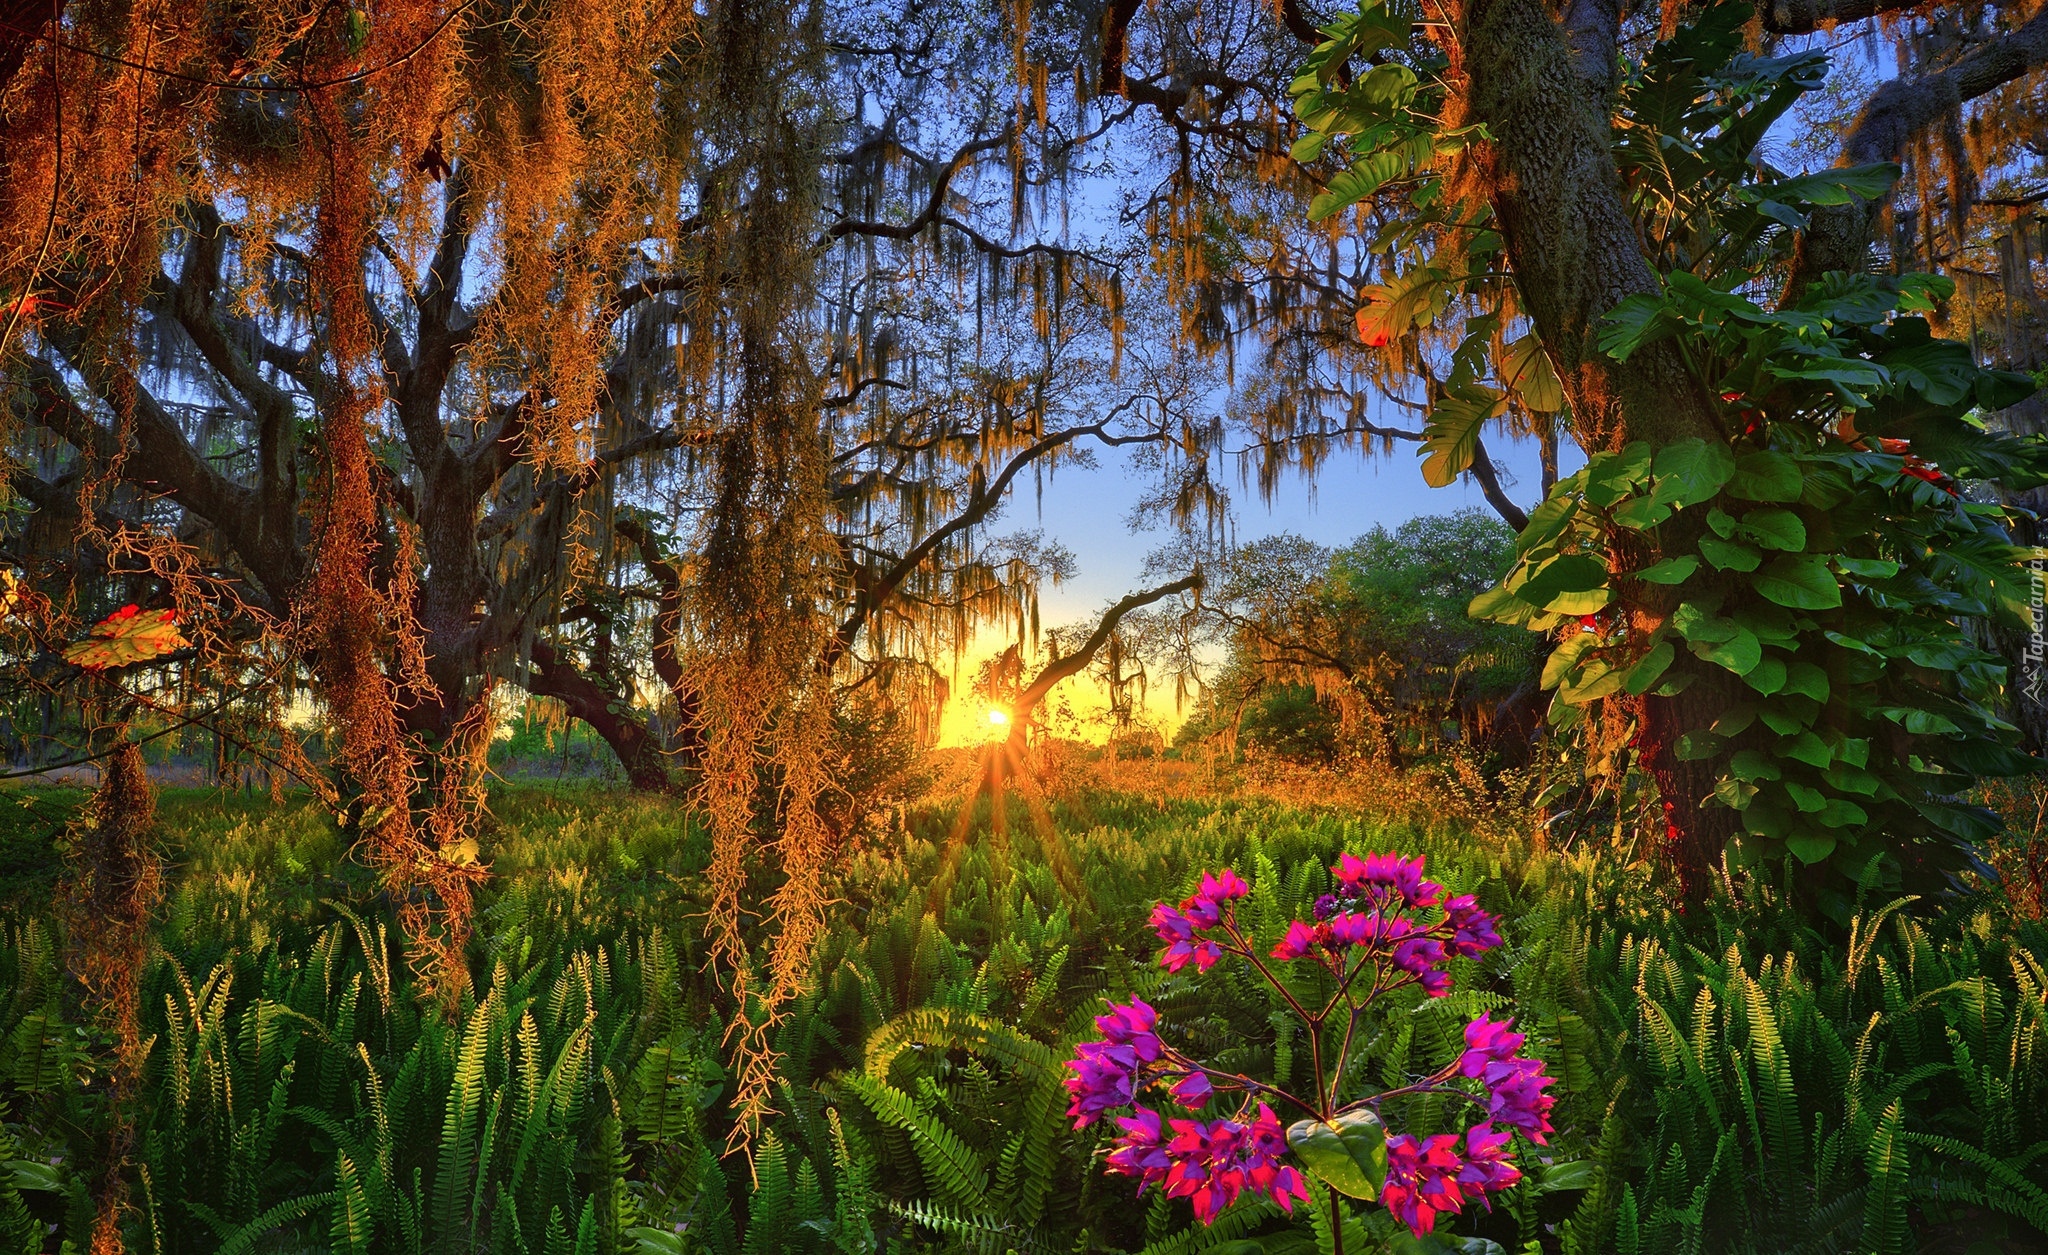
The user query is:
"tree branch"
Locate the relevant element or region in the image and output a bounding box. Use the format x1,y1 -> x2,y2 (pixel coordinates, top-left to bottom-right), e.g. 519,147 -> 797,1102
1788,4 -> 2048,288
1007,573 -> 1203,740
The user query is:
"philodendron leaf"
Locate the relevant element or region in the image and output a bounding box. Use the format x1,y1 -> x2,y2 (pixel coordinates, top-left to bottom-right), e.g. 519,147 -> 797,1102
1753,553 -> 1842,610
1500,333 -> 1564,412
1727,450 -> 1804,502
1622,640 -> 1675,695
1738,507 -> 1806,552
1650,438 -> 1737,508
1692,625 -> 1763,676
1634,556 -> 1699,584
1286,1110 -> 1388,1200
1537,1160 -> 1598,1193
1518,553 -> 1612,614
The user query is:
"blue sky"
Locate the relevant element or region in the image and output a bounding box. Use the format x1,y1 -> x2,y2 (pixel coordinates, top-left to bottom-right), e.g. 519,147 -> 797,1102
1018,431 -> 1565,627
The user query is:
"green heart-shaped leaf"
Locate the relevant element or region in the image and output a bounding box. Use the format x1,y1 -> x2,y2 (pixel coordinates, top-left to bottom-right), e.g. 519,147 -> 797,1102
1286,1110 -> 1387,1200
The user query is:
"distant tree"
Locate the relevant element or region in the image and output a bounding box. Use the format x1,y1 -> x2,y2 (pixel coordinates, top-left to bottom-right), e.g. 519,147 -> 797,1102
1163,510 -> 1539,763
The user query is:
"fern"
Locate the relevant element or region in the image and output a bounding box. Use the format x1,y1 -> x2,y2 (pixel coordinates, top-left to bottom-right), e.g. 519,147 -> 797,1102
1860,1100 -> 1909,1255
212,1190 -> 335,1255
332,1151 -> 374,1255
885,1197 -> 1049,1255
841,1072 -> 991,1214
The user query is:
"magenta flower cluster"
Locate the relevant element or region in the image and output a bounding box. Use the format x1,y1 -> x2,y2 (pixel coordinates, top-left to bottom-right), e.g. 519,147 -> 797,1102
1268,854 -> 1500,1000
1377,1014 -> 1557,1233
1068,852 -> 1554,1239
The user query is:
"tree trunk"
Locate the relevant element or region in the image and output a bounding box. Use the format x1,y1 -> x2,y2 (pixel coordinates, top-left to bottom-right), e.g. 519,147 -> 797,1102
1459,0 -> 1738,896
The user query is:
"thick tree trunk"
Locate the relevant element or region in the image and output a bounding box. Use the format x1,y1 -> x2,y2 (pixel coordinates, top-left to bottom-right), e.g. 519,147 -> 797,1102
1459,0 -> 1738,896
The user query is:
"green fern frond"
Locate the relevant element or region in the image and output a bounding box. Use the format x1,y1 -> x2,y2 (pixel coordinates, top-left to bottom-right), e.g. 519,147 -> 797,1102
213,1191 -> 335,1255
842,1072 -> 990,1214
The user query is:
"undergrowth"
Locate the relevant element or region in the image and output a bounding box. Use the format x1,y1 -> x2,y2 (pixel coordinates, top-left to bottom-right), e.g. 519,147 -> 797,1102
0,777 -> 2040,1253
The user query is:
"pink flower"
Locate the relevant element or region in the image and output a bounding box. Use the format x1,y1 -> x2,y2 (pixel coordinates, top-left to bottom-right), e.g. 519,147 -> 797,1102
1457,1014 -> 1525,1079
1163,1117 -> 1243,1223
1238,1103 -> 1311,1214
1445,895 -> 1502,957
1152,902 -> 1223,973
1163,935 -> 1222,973
1328,910 -> 1413,950
1095,998 -> 1163,1061
1456,1123 -> 1522,1198
1392,935 -> 1447,978
1201,869 -> 1251,902
1390,934 -> 1452,996
1104,1107 -> 1172,1191
1181,893 -> 1224,929
1169,1070 -> 1213,1109
1485,1057 -> 1557,1145
1271,920 -> 1317,961
1064,1040 -> 1140,1127
1333,852 -> 1443,908
1380,1131 -> 1468,1236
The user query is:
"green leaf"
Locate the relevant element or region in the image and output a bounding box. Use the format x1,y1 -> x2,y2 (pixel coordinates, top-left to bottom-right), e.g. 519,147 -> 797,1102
1286,1111 -> 1387,1199
1786,831 -> 1838,863
1541,632 -> 1599,690
1420,385 -> 1507,487
1559,658 -> 1626,704
1693,626 -> 1763,676
1501,333 -> 1564,412
1834,556 -> 1899,579
1468,584 -> 1538,625
1739,508 -> 1806,551
1781,730 -> 1832,768
1727,451 -> 1804,502
1584,442 -> 1654,507
1818,798 -> 1870,828
1744,655 -> 1787,695
1782,660 -> 1829,702
1622,640 -> 1676,695
1678,730 -> 1727,761
1311,151 -> 1409,220
1651,438 -> 1737,508
1611,495 -> 1675,530
1671,602 -> 1736,643
1635,556 -> 1699,584
1729,750 -> 1782,782
1976,368 -> 2039,412
1537,1161 -> 1598,1193
1784,781 -> 1827,812
1356,266 -> 1453,345
1699,535 -> 1761,572
1753,554 -> 1842,609
1520,553 -> 1613,614
1747,163 -> 1899,207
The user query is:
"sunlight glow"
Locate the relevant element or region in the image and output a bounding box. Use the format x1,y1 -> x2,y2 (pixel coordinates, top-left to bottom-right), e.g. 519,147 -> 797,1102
986,707 -> 1009,726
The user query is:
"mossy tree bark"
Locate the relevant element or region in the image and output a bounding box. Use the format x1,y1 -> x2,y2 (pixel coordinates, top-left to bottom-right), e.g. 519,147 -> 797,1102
1458,0 -> 1741,895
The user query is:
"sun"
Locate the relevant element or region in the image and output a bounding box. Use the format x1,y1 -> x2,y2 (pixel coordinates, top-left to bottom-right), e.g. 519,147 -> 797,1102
986,707 -> 1009,726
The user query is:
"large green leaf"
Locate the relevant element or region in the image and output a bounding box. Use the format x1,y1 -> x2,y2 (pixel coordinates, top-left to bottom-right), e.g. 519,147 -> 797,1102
1727,451 -> 1803,502
1311,151 -> 1407,220
1286,1111 -> 1387,1199
1420,385 -> 1506,486
1651,439 -> 1737,508
1745,163 -> 1899,207
1753,553 -> 1841,609
1500,333 -> 1564,412
1519,553 -> 1613,615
